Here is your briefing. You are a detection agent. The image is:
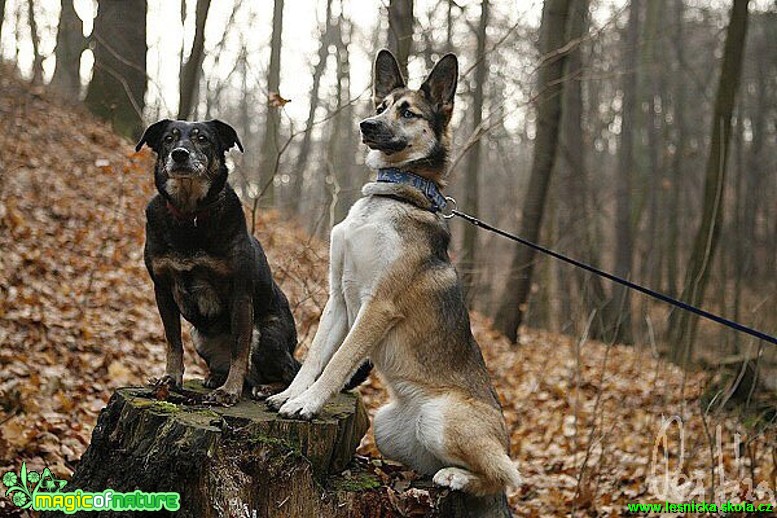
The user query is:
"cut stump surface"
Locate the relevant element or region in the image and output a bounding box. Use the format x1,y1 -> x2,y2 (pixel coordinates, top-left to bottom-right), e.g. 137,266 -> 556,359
42,382 -> 511,517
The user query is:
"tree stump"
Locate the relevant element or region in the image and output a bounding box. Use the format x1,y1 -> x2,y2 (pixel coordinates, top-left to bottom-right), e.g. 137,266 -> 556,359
44,382 -> 511,517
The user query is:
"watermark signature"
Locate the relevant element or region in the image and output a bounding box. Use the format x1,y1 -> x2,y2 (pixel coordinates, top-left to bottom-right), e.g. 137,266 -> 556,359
647,416 -> 775,506
2,463 -> 180,513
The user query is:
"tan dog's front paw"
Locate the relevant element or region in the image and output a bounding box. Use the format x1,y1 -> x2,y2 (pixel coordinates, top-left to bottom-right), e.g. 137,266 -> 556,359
277,394 -> 324,420
266,389 -> 293,410
204,387 -> 241,406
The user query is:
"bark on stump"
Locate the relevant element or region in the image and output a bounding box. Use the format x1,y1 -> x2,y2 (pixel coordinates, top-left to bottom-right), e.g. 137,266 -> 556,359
44,382 -> 511,517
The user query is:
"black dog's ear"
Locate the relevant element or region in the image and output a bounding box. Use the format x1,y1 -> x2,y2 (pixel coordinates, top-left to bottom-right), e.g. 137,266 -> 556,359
135,119 -> 173,153
373,49 -> 406,107
207,119 -> 244,153
420,53 -> 458,123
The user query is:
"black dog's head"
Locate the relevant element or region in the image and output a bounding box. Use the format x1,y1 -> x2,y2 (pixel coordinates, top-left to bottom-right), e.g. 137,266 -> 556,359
359,50 -> 458,182
136,119 -> 243,211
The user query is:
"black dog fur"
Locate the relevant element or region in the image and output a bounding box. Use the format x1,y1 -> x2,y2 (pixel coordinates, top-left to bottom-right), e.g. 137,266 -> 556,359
137,119 -> 299,405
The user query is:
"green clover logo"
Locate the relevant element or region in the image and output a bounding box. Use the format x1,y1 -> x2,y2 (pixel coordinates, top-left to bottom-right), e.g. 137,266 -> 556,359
2,463 -> 66,509
1,471 -> 17,488
11,492 -> 28,507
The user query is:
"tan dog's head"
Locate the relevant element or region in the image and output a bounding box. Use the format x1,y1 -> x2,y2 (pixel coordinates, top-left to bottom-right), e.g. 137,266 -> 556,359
360,50 -> 458,185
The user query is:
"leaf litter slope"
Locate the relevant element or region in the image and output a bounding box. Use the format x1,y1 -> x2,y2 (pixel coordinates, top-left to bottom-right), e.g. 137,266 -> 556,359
0,66 -> 773,517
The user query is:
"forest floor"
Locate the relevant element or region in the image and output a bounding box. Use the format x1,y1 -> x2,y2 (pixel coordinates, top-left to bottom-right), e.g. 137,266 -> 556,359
1,66 -> 775,517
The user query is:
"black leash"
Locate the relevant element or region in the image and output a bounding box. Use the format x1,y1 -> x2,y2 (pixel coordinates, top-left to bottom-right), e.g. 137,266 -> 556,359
450,209 -> 777,346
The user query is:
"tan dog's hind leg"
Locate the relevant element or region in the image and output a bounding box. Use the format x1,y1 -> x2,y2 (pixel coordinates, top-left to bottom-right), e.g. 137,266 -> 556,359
418,396 -> 522,496
374,401 -> 446,474
278,300 -> 400,419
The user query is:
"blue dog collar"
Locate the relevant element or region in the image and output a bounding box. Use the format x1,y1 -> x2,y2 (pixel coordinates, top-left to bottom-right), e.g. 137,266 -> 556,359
376,168 -> 447,213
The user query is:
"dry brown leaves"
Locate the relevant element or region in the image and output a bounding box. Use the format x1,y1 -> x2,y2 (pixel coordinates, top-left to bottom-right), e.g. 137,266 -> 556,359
1,66 -> 774,516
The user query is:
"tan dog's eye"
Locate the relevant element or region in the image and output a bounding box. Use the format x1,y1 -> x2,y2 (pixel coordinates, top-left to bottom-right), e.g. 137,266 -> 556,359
376,105 -> 386,114
401,108 -> 417,119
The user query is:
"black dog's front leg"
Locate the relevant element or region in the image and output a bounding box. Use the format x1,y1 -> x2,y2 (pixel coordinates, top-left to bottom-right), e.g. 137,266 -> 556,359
154,282 -> 184,387
204,294 -> 253,405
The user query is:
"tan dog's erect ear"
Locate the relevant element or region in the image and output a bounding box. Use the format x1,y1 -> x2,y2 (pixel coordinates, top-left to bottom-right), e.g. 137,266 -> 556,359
373,49 -> 406,107
420,54 -> 458,123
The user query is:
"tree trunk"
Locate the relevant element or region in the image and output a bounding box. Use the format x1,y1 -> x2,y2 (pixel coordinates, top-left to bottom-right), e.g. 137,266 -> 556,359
292,0 -> 334,214
666,0 -> 686,299
329,14 -> 354,226
641,0 -> 664,293
741,23 -> 766,279
0,0 -> 6,48
51,0 -> 85,98
259,0 -> 284,207
27,0 -> 43,85
668,0 -> 750,366
178,0 -> 211,120
84,0 -> 147,139
555,0 -> 619,340
42,384 -> 508,517
459,0 -> 488,304
387,0 -> 413,79
608,0 -> 640,345
494,0 -> 572,343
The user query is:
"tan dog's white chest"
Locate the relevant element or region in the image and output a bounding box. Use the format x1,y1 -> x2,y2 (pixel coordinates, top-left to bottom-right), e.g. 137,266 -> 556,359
331,198 -> 401,322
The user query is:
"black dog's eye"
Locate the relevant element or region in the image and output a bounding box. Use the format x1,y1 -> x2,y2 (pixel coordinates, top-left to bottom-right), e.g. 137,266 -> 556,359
401,108 -> 417,119
164,135 -> 174,144
197,134 -> 208,143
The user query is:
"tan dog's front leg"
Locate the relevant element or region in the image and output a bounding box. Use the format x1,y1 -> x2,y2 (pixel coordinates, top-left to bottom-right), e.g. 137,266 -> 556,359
205,296 -> 252,406
267,293 -> 348,409
279,301 -> 400,419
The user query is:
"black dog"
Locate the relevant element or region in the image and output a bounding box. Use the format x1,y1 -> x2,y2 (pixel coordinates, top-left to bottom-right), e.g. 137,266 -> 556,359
136,119 -> 299,405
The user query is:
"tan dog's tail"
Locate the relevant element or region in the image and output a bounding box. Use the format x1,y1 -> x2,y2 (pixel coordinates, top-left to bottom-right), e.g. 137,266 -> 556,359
477,449 -> 522,495
494,452 -> 522,490
440,443 -> 521,496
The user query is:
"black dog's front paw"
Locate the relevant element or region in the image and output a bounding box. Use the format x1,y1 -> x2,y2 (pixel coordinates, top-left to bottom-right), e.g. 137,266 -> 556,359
251,382 -> 287,401
204,388 -> 241,407
150,373 -> 182,388
203,372 -> 227,389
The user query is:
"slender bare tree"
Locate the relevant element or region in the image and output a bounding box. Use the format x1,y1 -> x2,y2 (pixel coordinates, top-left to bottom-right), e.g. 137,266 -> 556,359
51,0 -> 85,98
27,0 -> 43,85
84,0 -> 147,139
259,0 -> 285,207
494,0 -> 572,343
178,0 -> 211,120
608,0 -> 640,345
292,0 -> 335,213
0,0 -> 6,46
459,0 -> 489,303
387,0 -> 413,78
668,0 -> 751,365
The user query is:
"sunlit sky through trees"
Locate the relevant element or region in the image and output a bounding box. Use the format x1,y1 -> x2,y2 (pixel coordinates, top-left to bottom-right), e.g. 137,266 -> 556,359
1,1 -> 769,142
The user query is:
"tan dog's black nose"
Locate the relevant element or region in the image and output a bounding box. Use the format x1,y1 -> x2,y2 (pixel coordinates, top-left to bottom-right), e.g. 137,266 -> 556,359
171,148 -> 189,163
360,119 -> 380,134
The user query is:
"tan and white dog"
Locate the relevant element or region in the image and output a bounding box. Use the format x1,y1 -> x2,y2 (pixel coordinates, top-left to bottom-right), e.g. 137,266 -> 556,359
267,50 -> 521,496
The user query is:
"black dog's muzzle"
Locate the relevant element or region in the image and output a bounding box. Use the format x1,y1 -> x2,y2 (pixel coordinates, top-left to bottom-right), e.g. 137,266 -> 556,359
171,147 -> 190,163
167,146 -> 203,176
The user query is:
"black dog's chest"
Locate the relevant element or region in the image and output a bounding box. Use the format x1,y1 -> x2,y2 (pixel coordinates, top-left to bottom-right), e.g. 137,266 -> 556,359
171,271 -> 223,323
151,253 -> 232,326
